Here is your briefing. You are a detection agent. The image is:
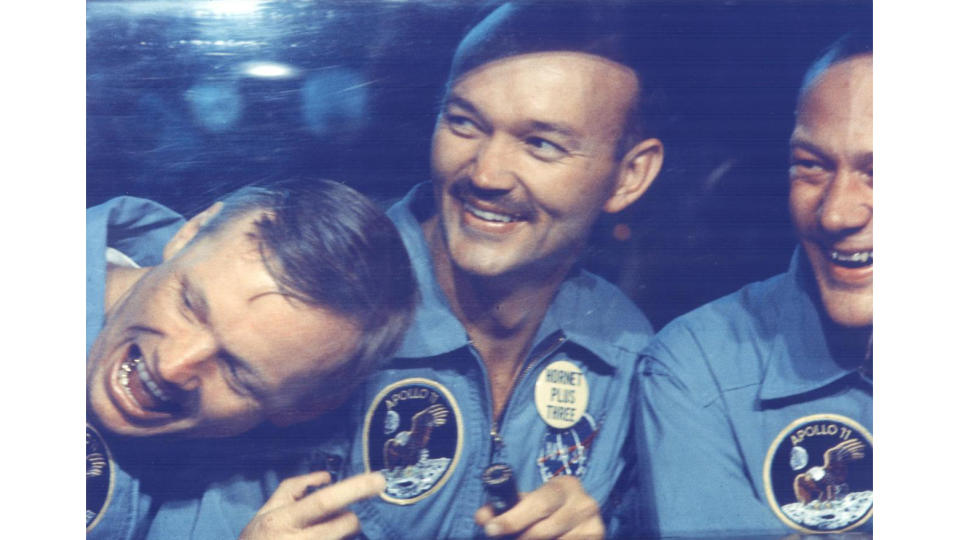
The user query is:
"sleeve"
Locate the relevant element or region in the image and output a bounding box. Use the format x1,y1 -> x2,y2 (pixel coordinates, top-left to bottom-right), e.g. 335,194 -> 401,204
600,403 -> 642,539
635,333 -> 775,537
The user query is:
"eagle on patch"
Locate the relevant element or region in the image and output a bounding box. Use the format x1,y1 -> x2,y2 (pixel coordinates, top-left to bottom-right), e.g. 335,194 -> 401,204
384,403 -> 449,470
793,438 -> 866,505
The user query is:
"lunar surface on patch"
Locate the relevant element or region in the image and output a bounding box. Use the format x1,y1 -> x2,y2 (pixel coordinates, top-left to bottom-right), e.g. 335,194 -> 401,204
781,491 -> 873,529
383,457 -> 451,499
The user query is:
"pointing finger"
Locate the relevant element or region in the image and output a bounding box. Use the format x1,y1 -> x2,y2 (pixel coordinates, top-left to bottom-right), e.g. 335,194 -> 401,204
258,470 -> 333,514
291,472 -> 386,528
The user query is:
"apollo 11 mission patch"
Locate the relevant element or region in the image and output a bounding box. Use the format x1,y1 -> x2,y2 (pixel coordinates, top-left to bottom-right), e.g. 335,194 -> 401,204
363,378 -> 463,505
763,414 -> 873,533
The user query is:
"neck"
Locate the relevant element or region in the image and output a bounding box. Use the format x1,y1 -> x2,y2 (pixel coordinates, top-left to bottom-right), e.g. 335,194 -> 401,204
824,320 -> 873,371
424,216 -> 571,344
423,217 -> 575,417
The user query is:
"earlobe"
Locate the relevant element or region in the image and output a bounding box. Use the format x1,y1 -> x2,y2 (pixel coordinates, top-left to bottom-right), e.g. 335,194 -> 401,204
603,138 -> 664,214
162,202 -> 224,261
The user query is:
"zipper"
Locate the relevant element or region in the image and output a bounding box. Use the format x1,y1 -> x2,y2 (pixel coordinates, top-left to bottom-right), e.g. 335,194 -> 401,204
487,331 -> 567,459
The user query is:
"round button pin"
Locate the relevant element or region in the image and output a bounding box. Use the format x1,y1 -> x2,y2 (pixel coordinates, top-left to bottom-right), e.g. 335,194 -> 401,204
534,359 -> 589,429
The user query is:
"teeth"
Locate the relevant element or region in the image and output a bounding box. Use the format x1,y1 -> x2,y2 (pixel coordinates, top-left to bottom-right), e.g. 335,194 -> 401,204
118,354 -> 136,402
829,250 -> 873,267
135,358 -> 172,403
118,348 -> 173,410
464,202 -> 516,223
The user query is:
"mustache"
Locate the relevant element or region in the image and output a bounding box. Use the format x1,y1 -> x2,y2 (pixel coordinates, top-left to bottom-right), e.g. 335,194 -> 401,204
448,179 -> 534,219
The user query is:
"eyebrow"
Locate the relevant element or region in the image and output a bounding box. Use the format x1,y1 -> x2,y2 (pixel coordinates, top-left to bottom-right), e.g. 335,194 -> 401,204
528,120 -> 581,141
789,137 -> 828,158
444,94 -> 479,115
443,95 -> 488,127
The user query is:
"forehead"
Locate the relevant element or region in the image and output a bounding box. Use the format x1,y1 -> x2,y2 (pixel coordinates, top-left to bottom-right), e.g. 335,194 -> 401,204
794,55 -> 873,143
450,51 -> 639,131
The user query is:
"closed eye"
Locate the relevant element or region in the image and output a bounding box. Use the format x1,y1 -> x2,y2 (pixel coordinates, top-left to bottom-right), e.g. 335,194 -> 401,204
218,352 -> 263,401
177,277 -> 198,322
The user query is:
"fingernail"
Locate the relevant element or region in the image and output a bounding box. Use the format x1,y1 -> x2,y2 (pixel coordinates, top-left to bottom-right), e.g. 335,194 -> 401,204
484,523 -> 501,537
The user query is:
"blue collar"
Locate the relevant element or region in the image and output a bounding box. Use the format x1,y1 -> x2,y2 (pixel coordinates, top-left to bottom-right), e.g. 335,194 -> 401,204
756,249 -> 865,402
386,184 -> 648,367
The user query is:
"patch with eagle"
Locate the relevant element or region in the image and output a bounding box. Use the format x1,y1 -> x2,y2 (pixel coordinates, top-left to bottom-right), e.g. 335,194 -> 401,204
363,378 -> 463,505
86,423 -> 115,531
763,414 -> 873,533
537,412 -> 598,481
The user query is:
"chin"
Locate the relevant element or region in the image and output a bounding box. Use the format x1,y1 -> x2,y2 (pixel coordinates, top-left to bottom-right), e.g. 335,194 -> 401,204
451,252 -> 512,277
820,289 -> 873,328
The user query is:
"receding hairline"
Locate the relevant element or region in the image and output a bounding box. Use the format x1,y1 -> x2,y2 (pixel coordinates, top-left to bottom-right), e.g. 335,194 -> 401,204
450,49 -> 640,87
444,50 -> 645,158
798,52 -> 873,107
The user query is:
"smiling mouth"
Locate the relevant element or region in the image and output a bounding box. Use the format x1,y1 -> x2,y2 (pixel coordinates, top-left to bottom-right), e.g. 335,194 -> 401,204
463,201 -> 520,223
117,346 -> 180,415
829,249 -> 873,269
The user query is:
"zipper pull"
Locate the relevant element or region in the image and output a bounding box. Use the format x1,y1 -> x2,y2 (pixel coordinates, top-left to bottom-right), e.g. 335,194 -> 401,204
490,422 -> 505,453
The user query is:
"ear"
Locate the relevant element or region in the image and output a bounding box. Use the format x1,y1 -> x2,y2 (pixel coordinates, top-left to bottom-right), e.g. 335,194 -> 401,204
162,202 -> 224,261
603,138 -> 664,214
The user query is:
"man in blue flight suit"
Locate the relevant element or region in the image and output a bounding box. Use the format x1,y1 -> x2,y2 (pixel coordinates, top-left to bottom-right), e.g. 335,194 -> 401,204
636,33 -> 873,537
86,180 -> 416,538
236,2 -> 666,538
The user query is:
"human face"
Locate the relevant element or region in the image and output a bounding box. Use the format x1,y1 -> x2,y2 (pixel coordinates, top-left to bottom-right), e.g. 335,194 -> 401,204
789,55 -> 873,327
430,52 -> 640,278
87,213 -> 361,438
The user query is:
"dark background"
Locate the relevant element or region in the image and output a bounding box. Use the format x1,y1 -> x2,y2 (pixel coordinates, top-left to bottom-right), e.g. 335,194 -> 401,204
86,0 -> 872,329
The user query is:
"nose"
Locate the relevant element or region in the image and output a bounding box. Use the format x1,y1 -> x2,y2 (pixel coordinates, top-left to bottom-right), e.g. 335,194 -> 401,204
471,134 -> 517,192
819,169 -> 872,234
156,331 -> 218,391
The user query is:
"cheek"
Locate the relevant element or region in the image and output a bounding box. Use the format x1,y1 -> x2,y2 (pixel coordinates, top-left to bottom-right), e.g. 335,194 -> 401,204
199,390 -> 264,430
535,169 -> 614,218
431,133 -> 468,181
789,186 -> 820,234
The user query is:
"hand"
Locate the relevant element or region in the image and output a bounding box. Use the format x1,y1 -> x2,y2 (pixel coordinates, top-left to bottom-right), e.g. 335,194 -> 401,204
474,475 -> 604,539
239,470 -> 384,540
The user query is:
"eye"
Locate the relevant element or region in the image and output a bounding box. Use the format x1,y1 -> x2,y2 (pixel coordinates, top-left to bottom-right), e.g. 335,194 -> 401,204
444,113 -> 480,137
220,359 -> 250,396
790,158 -> 823,171
789,156 -> 830,184
218,353 -> 261,400
526,137 -> 568,161
177,277 -> 196,320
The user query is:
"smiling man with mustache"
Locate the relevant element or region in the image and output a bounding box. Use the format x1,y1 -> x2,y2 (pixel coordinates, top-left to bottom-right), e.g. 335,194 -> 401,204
329,2 -> 664,538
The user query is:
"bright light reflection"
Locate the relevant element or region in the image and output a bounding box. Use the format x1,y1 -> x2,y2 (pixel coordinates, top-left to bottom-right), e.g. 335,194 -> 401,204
198,0 -> 262,17
241,61 -> 299,79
